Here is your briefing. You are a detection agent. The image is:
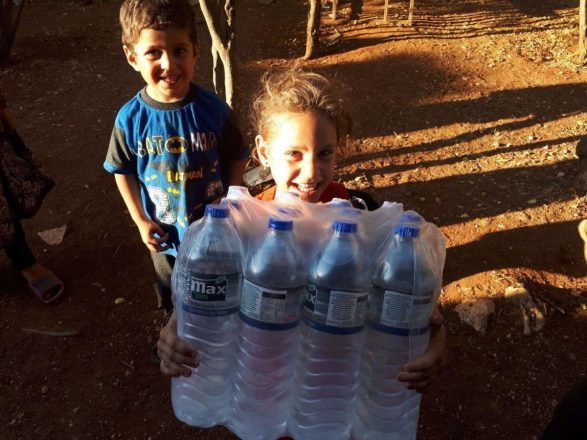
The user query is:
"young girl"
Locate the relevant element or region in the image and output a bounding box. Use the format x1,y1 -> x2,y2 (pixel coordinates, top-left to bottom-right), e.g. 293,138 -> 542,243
157,68 -> 446,392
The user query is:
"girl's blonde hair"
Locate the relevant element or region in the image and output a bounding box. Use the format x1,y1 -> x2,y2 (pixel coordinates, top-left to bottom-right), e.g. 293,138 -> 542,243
252,68 -> 352,143
120,0 -> 198,49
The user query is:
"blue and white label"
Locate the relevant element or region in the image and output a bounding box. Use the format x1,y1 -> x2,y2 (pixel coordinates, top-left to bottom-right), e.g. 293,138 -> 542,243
303,284 -> 368,334
239,279 -> 304,330
369,285 -> 434,331
179,270 -> 241,316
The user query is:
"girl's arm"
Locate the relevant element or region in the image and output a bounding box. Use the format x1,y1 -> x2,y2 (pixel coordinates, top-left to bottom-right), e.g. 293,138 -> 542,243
114,174 -> 169,252
397,305 -> 447,392
158,312 -> 199,377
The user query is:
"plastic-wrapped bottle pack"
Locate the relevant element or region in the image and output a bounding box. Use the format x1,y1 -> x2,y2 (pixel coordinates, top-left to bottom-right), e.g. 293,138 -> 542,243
170,187 -> 446,439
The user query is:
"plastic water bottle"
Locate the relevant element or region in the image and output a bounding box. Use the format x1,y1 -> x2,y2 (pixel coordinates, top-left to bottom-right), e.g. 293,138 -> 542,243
353,224 -> 439,440
171,204 -> 243,428
228,217 -> 306,440
325,198 -> 353,208
289,220 -> 370,440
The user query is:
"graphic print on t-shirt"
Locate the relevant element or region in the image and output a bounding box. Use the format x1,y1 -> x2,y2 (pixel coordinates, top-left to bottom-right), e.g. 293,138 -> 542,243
147,186 -> 176,224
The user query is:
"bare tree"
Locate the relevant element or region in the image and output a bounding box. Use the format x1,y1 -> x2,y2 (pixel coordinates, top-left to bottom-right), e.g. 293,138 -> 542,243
304,0 -> 321,60
0,0 -> 25,65
199,0 -> 238,109
580,0 -> 587,62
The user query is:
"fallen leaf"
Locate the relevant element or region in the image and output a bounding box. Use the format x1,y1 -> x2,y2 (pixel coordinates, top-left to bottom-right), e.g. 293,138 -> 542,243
114,298 -> 126,305
526,199 -> 537,204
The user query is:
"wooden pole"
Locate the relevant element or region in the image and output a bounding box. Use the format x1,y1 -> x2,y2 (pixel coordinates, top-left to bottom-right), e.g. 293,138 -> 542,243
580,0 -> 587,62
199,0 -> 238,109
304,0 -> 321,60
407,0 -> 415,26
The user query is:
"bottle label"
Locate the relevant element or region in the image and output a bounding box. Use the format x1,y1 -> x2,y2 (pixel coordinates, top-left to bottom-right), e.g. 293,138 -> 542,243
239,279 -> 304,330
367,285 -> 433,336
302,284 -> 368,335
179,270 -> 241,316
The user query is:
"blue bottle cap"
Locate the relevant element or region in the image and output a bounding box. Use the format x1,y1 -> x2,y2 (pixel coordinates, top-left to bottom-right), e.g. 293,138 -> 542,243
399,211 -> 424,224
269,217 -> 293,231
393,225 -> 420,238
205,204 -> 229,218
332,220 -> 357,233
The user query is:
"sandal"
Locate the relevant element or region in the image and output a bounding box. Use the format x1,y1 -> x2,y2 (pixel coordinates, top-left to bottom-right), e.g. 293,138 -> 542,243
28,273 -> 64,304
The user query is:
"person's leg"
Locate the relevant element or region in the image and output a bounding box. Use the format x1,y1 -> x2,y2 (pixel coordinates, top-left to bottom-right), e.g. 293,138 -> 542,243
541,380 -> 587,439
5,220 -> 35,271
5,221 -> 63,303
150,252 -> 175,313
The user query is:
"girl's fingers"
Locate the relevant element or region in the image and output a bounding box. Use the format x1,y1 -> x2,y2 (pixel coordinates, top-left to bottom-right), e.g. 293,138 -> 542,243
160,358 -> 192,378
398,364 -> 441,383
157,339 -> 198,365
157,345 -> 198,378
399,368 -> 442,393
402,353 -> 436,374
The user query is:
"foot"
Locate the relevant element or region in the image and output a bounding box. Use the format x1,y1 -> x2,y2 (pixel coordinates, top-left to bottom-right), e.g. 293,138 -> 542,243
20,263 -> 64,303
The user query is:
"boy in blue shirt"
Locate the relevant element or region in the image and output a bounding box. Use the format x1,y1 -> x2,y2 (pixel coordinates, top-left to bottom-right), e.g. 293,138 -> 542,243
104,0 -> 248,313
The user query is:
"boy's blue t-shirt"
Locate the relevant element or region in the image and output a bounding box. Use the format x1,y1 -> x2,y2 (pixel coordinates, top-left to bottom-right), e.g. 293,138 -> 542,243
104,83 -> 247,256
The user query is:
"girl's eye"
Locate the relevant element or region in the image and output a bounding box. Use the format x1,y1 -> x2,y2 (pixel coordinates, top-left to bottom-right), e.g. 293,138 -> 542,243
285,151 -> 302,160
145,49 -> 161,58
319,149 -> 334,158
175,48 -> 187,56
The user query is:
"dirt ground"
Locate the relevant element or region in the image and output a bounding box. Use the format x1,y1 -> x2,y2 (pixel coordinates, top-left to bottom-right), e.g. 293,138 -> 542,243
0,0 -> 586,439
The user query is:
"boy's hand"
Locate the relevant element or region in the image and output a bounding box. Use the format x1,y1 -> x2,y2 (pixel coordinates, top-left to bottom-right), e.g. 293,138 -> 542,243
158,312 -> 199,377
137,218 -> 169,252
397,308 -> 447,393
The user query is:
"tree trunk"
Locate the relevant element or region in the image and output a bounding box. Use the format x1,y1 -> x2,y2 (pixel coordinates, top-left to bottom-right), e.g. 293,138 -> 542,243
304,0 -> 321,60
350,0 -> 363,20
199,0 -> 237,109
212,47 -> 225,98
580,0 -> 587,62
0,0 -> 25,65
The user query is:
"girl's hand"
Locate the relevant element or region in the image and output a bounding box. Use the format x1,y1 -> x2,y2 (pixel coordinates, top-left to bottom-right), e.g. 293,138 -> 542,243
157,312 -> 199,377
397,308 -> 447,393
136,218 -> 169,252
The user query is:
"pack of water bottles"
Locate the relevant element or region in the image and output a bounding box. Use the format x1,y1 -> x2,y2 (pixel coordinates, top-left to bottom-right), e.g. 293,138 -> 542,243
170,186 -> 446,440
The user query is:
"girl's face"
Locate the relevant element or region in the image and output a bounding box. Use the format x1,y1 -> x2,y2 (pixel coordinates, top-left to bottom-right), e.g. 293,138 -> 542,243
257,111 -> 337,203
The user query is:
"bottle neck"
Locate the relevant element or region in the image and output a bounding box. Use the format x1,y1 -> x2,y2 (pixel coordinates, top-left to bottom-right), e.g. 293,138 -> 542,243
268,227 -> 293,238
204,215 -> 229,224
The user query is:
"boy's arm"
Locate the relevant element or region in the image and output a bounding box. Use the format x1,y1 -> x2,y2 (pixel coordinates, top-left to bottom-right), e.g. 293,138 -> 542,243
218,109 -> 248,192
114,174 -> 169,252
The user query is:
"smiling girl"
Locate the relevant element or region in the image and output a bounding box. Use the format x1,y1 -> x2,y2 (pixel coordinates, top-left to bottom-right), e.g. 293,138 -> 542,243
158,69 -> 446,397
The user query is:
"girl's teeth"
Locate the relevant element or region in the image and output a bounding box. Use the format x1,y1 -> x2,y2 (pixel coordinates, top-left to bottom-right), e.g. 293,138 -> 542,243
297,184 -> 317,192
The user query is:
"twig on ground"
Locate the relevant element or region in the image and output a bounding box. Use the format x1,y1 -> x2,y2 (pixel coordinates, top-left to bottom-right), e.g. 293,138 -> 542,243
121,360 -> 135,370
22,328 -> 79,337
532,292 -> 566,315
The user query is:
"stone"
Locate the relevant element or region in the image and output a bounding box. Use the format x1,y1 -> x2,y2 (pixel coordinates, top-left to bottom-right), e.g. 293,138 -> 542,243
37,225 -> 67,245
455,299 -> 495,333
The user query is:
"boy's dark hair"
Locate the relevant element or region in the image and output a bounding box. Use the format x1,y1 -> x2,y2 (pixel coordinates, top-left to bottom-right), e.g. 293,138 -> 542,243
120,0 -> 198,49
